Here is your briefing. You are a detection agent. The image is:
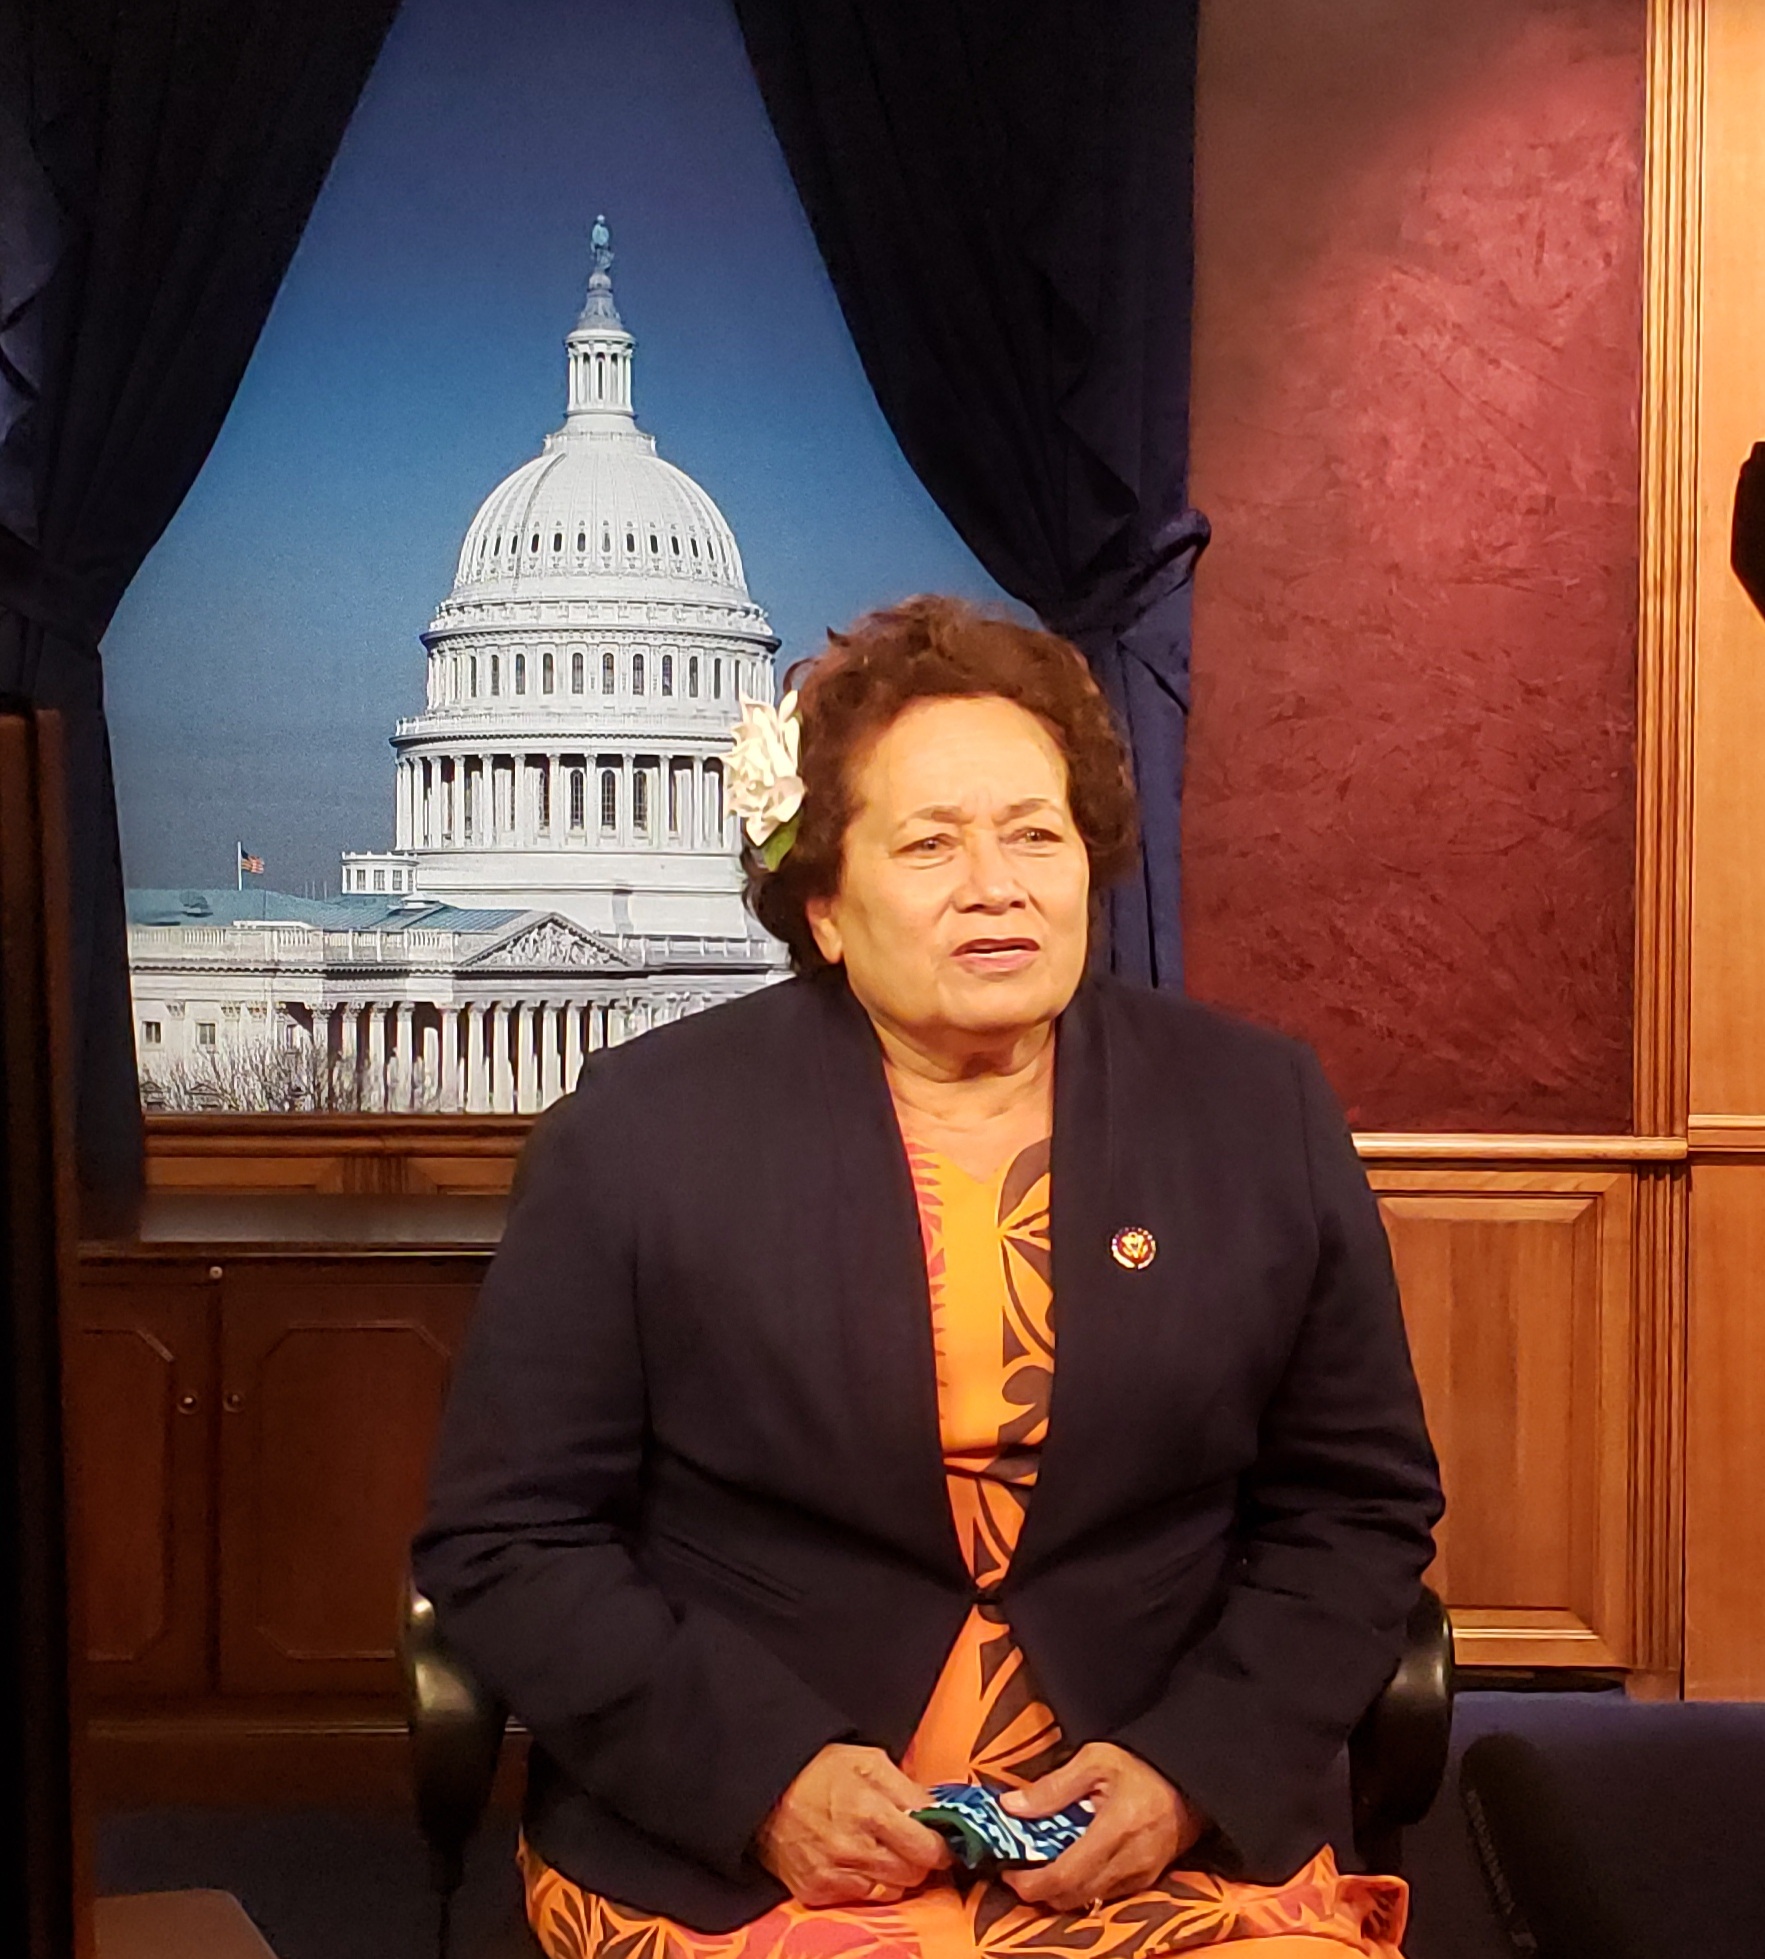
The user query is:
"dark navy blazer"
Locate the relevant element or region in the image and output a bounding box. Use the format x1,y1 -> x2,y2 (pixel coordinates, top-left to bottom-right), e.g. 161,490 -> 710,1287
413,971 -> 1443,1929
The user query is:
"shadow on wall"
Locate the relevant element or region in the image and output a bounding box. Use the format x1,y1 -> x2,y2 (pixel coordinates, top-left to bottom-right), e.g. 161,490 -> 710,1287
1184,0 -> 1643,1132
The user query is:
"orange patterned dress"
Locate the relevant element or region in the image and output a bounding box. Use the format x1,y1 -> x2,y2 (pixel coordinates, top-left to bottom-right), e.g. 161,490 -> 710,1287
522,1137 -> 1409,1959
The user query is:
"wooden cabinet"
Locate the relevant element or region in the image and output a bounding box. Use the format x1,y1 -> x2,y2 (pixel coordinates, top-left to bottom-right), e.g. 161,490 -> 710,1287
68,1221 -> 491,1751
1371,1167 -> 1647,1673
216,1265 -> 476,1694
68,1266 -> 216,1697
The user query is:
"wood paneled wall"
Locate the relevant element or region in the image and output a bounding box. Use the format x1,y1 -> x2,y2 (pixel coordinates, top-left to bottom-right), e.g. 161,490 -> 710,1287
139,1120 -> 1688,1687
1681,0 -> 1765,1698
1362,1143 -> 1682,1687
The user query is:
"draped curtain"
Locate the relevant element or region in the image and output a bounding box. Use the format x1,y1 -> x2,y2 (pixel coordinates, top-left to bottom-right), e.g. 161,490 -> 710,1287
0,0 -> 402,1232
732,0 -> 1208,987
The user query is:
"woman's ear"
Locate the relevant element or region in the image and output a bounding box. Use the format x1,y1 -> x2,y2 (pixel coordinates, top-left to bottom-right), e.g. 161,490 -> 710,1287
805,895 -> 844,966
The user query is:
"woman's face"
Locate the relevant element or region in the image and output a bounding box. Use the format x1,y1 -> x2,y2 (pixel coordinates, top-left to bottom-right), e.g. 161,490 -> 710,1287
806,695 -> 1092,1045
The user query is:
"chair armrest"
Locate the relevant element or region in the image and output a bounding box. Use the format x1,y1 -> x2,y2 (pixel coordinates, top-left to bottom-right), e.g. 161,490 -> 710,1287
1348,1584 -> 1454,1873
400,1579 -> 509,1894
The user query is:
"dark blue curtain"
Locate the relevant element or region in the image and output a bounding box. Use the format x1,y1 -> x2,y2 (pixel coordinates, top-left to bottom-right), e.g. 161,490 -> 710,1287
0,0 -> 401,1232
732,0 -> 1208,987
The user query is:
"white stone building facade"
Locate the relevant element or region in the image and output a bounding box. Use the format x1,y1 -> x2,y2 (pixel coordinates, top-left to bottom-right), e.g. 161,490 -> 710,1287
129,220 -> 785,1115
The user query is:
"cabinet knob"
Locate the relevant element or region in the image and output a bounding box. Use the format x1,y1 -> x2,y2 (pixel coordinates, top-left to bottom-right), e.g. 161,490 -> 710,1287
177,1393 -> 199,1414
223,1391 -> 244,1413
208,1265 -> 224,1281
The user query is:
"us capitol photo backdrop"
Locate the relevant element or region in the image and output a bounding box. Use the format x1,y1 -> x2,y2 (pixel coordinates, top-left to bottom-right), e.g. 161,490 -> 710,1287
127,223 -> 793,1117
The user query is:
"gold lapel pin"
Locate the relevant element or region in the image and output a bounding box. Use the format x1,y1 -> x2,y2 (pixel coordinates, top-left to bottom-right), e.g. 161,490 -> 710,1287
1110,1224 -> 1157,1271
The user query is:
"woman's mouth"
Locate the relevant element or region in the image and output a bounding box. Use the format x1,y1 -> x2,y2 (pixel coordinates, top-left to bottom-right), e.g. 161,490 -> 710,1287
952,937 -> 1040,975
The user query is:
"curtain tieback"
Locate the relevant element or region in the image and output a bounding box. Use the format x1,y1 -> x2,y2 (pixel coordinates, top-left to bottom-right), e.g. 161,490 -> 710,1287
1043,508 -> 1211,695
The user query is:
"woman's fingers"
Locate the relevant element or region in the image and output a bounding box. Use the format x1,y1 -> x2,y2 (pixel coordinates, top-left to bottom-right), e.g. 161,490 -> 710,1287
759,1743 -> 953,1904
1003,1807 -> 1167,1909
860,1794 -> 953,1874
1000,1750 -> 1101,1819
1003,1833 -> 1114,1908
1004,1740 -> 1189,1906
1004,1845 -> 1158,1913
860,1753 -> 938,1813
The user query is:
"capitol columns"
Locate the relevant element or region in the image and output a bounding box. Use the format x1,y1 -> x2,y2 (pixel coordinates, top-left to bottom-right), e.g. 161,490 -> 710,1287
419,1005 -> 440,1108
525,1000 -> 544,1113
339,1002 -> 360,1099
463,1002 -> 487,1113
381,1004 -> 399,1109
514,999 -> 532,1110
516,757 -> 536,850
394,1000 -> 416,1110
439,1005 -> 461,1112
539,999 -> 562,1105
529,998 -> 548,1111
509,1000 -> 531,1114
489,1001 -> 513,1112
365,1005 -> 389,1114
564,997 -> 583,1093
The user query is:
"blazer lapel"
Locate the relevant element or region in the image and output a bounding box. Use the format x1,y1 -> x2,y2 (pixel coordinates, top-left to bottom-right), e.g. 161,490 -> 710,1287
812,978 -> 968,1585
1013,974 -> 1133,1580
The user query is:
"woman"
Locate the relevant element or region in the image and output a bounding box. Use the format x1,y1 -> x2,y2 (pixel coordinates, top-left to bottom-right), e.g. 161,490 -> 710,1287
414,597 -> 1443,1959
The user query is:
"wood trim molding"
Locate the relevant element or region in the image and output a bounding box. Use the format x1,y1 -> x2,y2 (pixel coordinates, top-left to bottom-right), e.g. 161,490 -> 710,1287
145,1115 -> 530,1144
1630,1163 -> 1686,1676
1449,1610 -> 1623,1672
1635,0 -> 1704,1138
143,1117 -> 1696,1200
1686,1118 -> 1765,1153
1352,1133 -> 1685,1162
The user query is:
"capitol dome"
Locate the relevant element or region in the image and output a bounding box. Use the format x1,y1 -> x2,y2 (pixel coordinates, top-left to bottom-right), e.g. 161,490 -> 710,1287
427,216 -> 773,641
451,440 -> 755,612
352,217 -> 787,950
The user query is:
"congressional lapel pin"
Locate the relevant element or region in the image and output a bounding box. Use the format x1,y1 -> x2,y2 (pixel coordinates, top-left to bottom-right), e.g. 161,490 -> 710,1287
1110,1224 -> 1157,1271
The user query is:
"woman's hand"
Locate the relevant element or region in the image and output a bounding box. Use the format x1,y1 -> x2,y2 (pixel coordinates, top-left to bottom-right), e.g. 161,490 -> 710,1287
756,1743 -> 953,1906
999,1742 -> 1207,1910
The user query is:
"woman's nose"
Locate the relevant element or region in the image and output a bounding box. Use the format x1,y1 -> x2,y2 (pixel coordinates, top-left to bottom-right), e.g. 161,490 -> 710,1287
953,834 -> 1022,909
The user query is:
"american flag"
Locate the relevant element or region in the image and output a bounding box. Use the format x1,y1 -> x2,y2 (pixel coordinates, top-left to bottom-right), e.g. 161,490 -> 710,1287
237,845 -> 264,874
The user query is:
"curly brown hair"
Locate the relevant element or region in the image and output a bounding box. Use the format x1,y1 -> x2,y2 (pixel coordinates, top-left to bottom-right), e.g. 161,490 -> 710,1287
743,595 -> 1140,974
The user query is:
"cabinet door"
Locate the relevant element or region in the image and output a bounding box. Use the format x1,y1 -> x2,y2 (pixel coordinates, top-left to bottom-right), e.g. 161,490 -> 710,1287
217,1258 -> 483,1694
1374,1168 -> 1640,1671
67,1267 -> 216,1695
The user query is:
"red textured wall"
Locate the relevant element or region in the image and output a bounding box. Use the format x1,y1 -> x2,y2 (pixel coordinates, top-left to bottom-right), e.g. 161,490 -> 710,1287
1183,0 -> 1643,1132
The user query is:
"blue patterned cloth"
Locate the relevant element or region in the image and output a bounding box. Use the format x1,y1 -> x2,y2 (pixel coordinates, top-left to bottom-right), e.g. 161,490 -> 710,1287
911,1784 -> 1096,1870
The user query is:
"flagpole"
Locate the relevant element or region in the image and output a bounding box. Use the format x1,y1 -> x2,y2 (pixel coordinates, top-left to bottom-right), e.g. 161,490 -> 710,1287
236,840 -> 243,892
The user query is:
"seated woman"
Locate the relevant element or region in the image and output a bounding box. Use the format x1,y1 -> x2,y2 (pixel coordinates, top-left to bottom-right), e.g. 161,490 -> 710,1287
413,596 -> 1444,1959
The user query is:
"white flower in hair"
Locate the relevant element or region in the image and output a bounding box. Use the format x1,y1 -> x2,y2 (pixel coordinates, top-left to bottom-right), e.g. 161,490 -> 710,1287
725,690 -> 806,868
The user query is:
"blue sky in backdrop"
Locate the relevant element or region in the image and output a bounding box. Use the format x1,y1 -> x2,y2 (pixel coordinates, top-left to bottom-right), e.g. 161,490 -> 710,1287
105,0 -> 1003,896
